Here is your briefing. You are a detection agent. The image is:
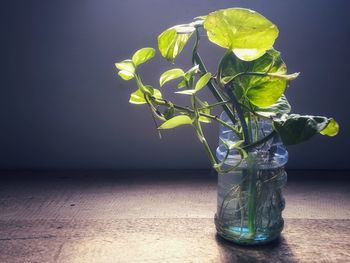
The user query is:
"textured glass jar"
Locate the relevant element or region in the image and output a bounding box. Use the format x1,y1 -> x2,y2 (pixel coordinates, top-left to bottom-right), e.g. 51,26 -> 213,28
215,112 -> 288,245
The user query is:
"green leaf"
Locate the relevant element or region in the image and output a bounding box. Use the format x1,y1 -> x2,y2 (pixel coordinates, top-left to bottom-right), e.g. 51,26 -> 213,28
115,59 -> 135,73
255,95 -> 291,118
159,68 -> 185,87
118,70 -> 134,80
204,8 -> 279,61
144,85 -> 162,99
218,49 -> 290,108
177,78 -> 187,89
158,26 -> 194,61
132,48 -> 155,67
220,138 -> 245,151
273,114 -> 337,145
129,85 -> 162,105
195,73 -> 211,92
129,89 -> 147,104
320,118 -> 339,136
246,79 -> 286,108
158,115 -> 193,129
175,90 -> 196,95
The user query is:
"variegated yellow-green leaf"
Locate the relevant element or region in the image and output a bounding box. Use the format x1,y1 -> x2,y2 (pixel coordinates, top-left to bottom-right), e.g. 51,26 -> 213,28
195,73 -> 211,92
129,89 -> 147,104
129,85 -> 162,105
158,26 -> 194,61
255,95 -> 291,117
152,88 -> 162,100
177,78 -> 187,89
175,90 -> 196,95
320,118 -> 339,136
218,49 -> 292,108
118,70 -> 134,80
159,68 -> 185,87
204,8 -> 279,61
115,59 -> 135,73
132,47 -> 155,67
273,114 -> 339,145
158,115 -> 193,129
144,85 -> 162,99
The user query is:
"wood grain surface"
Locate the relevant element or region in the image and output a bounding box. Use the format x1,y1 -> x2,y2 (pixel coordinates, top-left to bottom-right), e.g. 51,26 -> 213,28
0,171 -> 349,262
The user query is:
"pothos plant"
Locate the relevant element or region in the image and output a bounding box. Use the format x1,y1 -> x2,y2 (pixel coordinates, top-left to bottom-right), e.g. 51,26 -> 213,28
115,8 -> 339,173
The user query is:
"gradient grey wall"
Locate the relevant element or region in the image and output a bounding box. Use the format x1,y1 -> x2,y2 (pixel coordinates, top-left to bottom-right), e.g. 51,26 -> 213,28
1,0 -> 349,170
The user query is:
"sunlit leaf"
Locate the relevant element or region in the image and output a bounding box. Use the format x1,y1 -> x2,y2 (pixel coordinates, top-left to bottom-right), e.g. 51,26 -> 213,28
129,89 -> 147,104
152,88 -> 162,99
158,26 -> 194,61
132,47 -> 155,67
320,118 -> 339,136
160,68 -> 185,87
175,90 -> 196,95
144,85 -> 162,99
115,59 -> 135,73
195,73 -> 211,92
177,78 -> 187,89
218,49 -> 291,108
158,115 -> 193,129
255,95 -> 291,117
118,70 -> 134,80
204,8 -> 279,61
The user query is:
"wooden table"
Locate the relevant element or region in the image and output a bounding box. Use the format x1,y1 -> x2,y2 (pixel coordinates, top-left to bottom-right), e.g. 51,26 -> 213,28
0,170 -> 349,262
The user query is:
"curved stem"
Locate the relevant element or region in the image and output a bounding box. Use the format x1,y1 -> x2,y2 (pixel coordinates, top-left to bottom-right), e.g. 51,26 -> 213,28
151,97 -> 242,138
242,131 -> 277,151
191,95 -> 218,167
193,52 -> 236,123
225,87 -> 251,145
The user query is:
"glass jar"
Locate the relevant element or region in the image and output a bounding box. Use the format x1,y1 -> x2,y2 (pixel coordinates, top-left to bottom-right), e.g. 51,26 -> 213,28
215,112 -> 288,245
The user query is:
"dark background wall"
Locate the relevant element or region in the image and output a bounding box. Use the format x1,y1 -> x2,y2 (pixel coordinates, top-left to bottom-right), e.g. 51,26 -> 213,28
1,0 -> 349,170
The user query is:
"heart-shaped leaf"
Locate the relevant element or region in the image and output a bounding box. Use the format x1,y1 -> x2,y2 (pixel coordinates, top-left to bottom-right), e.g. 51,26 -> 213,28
129,89 -> 147,104
115,59 -> 135,73
273,114 -> 339,145
160,68 -> 185,87
132,47 -> 155,67
118,70 -> 134,81
255,95 -> 291,117
129,85 -> 162,104
218,49 -> 292,108
204,8 -> 279,61
158,26 -> 194,62
195,73 -> 211,92
158,115 -> 193,129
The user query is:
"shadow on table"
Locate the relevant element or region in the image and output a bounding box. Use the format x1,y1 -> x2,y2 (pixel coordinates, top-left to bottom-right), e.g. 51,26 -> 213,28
216,234 -> 296,262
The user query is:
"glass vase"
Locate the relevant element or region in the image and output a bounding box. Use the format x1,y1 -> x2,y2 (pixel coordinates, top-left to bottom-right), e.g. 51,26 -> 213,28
215,112 -> 288,245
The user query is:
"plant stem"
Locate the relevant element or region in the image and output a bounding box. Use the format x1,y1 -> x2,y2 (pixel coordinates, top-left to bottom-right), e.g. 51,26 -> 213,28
193,52 -> 236,123
246,153 -> 257,237
191,95 -> 218,167
151,97 -> 242,138
225,83 -> 257,237
225,87 -> 251,145
242,131 -> 277,151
